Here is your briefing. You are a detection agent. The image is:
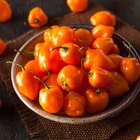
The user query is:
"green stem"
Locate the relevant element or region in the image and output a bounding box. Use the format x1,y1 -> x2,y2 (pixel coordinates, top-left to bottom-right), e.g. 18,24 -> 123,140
34,19 -> 39,24
62,81 -> 70,93
6,61 -> 25,71
14,49 -> 34,56
43,71 -> 51,83
51,46 -> 68,52
95,88 -> 101,94
34,76 -> 50,90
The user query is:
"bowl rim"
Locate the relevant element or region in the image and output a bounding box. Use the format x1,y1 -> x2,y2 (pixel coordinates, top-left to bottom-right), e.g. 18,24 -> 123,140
11,24 -> 140,124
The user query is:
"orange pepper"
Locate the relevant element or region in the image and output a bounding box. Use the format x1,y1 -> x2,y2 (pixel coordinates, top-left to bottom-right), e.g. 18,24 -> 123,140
56,42 -> 81,65
120,57 -> 140,85
24,60 -> 45,78
0,0 -> 12,22
39,85 -> 64,113
92,37 -> 114,54
83,49 -> 115,71
28,7 -> 48,28
34,42 -> 51,60
15,64 -> 39,100
90,11 -> 116,27
108,54 -> 123,71
57,65 -> 84,91
92,25 -> 115,39
66,0 -> 88,13
51,26 -> 76,46
106,72 -> 129,98
88,67 -> 114,88
0,38 -> 7,55
63,92 -> 86,116
75,28 -> 93,47
84,87 -> 109,113
38,45 -> 64,73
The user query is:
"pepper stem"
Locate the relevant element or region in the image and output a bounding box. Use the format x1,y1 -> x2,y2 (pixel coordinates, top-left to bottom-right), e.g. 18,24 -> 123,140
43,71 -> 51,83
95,88 -> 101,94
34,76 -> 50,90
6,61 -> 25,71
14,49 -> 34,56
34,19 -> 39,24
62,81 -> 70,93
51,46 -> 68,52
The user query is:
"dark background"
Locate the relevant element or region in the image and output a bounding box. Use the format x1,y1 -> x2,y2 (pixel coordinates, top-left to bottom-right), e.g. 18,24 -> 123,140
0,0 -> 140,139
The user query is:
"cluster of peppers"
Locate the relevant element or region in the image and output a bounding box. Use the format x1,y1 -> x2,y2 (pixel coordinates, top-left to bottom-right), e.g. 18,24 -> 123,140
13,11 -> 140,117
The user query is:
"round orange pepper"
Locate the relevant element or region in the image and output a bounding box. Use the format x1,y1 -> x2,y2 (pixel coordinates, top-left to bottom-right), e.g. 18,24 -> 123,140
51,26 -> 76,46
92,25 -> 115,39
90,11 -> 116,27
57,42 -> 81,65
63,92 -> 86,116
39,85 -> 64,113
28,7 -> 48,28
0,0 -> 12,22
75,28 -> 93,47
38,45 -> 63,73
24,60 -> 45,78
66,0 -> 88,13
88,67 -> 114,88
120,57 -> 140,85
57,65 -> 84,91
34,42 -> 51,60
108,54 -> 123,71
92,37 -> 114,54
15,64 -> 39,100
106,72 -> 129,98
83,49 -> 115,71
0,38 -> 7,55
84,87 -> 109,113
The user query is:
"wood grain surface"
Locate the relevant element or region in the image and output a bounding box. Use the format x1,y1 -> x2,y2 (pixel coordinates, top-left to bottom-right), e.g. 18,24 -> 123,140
0,0 -> 139,140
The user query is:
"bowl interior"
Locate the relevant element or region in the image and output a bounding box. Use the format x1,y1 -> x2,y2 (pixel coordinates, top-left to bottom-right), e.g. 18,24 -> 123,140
11,24 -> 140,124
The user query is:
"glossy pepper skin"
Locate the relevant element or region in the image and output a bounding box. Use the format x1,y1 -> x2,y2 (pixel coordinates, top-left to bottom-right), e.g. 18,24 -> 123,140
108,54 -> 123,71
57,65 -> 84,91
38,45 -> 63,73
84,87 -> 109,113
120,57 -> 140,85
92,25 -> 115,39
0,0 -> 12,22
84,49 -> 115,71
90,11 -> 116,27
39,85 -> 64,113
66,0 -> 88,13
16,69 -> 39,100
92,37 -> 114,54
28,7 -> 48,28
75,28 -> 93,47
59,42 -> 81,65
106,72 -> 129,98
88,67 -> 114,88
24,60 -> 45,78
34,42 -> 51,60
51,26 -> 76,47
63,92 -> 86,117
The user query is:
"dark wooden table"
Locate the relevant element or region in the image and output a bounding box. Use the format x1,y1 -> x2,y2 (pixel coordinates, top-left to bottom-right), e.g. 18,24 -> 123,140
0,0 -> 140,139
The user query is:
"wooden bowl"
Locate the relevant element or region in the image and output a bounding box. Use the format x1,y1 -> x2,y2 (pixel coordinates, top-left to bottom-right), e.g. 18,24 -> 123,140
11,24 -> 140,124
